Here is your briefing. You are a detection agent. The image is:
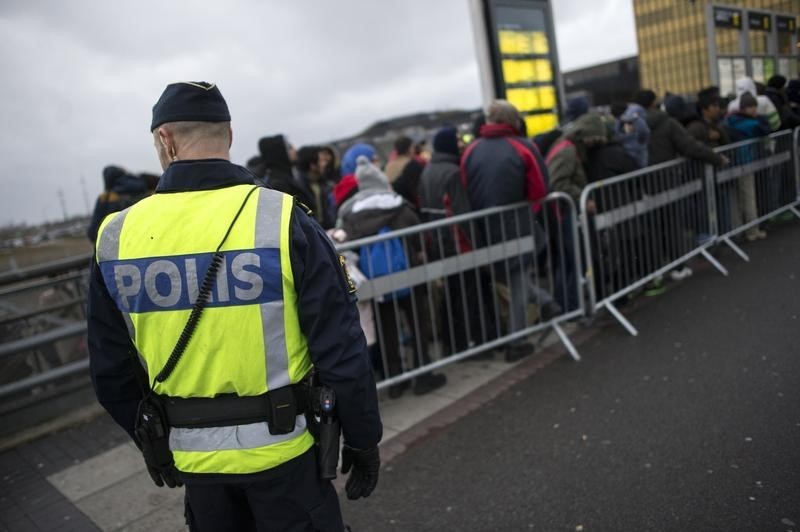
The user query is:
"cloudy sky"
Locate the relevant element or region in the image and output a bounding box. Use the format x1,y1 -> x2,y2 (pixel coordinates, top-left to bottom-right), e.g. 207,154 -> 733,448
0,0 -> 636,226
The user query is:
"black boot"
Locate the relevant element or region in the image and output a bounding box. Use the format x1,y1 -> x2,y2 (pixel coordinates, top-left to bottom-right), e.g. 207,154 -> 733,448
413,373 -> 447,395
505,342 -> 534,362
388,380 -> 411,399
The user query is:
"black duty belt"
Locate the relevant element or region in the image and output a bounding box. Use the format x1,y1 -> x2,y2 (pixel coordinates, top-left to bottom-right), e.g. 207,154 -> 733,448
161,384 -> 309,429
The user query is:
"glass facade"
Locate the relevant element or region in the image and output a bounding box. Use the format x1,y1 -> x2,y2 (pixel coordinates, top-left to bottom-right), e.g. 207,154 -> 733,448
634,0 -> 799,98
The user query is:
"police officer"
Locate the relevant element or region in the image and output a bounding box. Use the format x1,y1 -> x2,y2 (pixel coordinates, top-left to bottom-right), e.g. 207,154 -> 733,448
87,81 -> 382,531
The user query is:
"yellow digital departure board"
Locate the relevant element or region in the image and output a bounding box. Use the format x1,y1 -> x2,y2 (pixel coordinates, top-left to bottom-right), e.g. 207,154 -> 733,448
498,30 -> 549,55
491,3 -> 561,136
501,59 -> 552,84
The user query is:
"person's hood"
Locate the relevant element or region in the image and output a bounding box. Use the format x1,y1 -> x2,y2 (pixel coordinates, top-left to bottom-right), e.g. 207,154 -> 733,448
620,103 -> 646,124
337,187 -> 407,236
341,143 -> 376,177
258,134 -> 292,170
102,165 -> 126,190
564,112 -> 607,143
354,155 -> 390,191
111,173 -> 147,194
735,77 -> 757,98
479,123 -> 519,138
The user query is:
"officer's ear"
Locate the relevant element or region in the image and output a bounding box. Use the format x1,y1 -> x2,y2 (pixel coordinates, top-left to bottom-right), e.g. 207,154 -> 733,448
227,124 -> 233,149
157,127 -> 178,159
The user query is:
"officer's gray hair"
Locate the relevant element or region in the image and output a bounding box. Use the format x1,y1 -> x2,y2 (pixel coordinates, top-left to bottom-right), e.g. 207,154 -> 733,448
164,121 -> 231,143
485,100 -> 522,129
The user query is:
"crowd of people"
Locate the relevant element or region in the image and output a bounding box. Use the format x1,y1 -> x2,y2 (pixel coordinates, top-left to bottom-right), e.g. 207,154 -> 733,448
90,74 -> 800,398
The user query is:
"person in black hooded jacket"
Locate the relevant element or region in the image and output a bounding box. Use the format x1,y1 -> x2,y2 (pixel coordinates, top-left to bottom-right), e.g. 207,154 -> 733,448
419,126 -> 497,354
257,134 -> 314,207
764,75 -> 800,131
86,165 -> 147,243
632,90 -> 726,168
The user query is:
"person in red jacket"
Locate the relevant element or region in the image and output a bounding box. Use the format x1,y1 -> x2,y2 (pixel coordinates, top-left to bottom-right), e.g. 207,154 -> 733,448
461,100 -> 552,361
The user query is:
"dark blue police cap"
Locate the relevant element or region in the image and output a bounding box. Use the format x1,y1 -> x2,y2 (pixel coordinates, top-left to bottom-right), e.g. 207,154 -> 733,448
150,81 -> 231,131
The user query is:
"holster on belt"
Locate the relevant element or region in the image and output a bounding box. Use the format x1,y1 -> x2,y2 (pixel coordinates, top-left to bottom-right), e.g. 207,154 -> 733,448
308,371 -> 341,480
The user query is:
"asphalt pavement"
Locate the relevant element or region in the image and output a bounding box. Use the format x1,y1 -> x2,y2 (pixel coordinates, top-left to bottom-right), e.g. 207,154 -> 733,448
341,219 -> 800,532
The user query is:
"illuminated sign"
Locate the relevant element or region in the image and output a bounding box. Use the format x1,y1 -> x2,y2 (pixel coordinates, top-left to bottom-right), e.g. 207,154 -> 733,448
776,16 -> 796,33
489,2 -> 560,135
747,11 -> 771,32
714,7 -> 742,29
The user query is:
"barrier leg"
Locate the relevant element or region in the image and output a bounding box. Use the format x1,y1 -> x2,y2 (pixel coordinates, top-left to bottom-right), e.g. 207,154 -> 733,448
700,248 -> 728,276
720,236 -> 750,262
790,205 -> 800,219
552,322 -> 581,361
603,301 -> 638,337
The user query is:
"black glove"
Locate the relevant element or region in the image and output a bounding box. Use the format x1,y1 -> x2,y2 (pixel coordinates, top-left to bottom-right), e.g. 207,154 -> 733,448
146,463 -> 183,488
340,445 -> 380,500
135,396 -> 182,489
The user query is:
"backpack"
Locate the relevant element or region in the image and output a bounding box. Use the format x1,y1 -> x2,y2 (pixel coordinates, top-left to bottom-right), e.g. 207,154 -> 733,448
359,227 -> 411,300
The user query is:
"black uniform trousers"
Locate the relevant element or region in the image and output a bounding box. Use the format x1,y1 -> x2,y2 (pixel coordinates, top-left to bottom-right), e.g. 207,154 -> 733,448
184,449 -> 344,532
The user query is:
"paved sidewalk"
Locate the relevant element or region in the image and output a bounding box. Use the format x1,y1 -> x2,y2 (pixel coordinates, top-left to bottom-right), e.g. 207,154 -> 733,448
340,220 -> 800,531
0,331 -> 574,531
5,219 -> 797,531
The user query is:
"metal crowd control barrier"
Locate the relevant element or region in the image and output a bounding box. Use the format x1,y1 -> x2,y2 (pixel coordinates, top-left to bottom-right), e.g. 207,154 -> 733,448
0,253 -> 91,286
335,192 -> 585,391
0,257 -> 91,407
713,129 -> 800,262
579,157 -> 729,336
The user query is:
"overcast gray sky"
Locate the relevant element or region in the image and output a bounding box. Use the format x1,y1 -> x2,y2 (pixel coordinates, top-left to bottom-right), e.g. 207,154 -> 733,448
0,0 -> 636,226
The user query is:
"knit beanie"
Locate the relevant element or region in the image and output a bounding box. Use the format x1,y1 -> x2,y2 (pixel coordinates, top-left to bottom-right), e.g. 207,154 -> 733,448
432,126 -> 459,156
663,95 -> 688,121
355,156 -> 389,191
102,165 -> 126,190
341,143 -> 377,177
565,96 -> 590,122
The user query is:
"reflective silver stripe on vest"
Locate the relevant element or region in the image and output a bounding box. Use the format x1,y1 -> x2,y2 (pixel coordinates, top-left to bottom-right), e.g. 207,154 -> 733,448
255,189 -> 290,391
169,415 -> 307,452
96,210 -> 140,351
96,210 -> 128,263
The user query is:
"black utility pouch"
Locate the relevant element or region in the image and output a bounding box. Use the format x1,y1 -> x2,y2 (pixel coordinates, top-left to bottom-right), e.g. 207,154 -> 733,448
268,386 -> 298,435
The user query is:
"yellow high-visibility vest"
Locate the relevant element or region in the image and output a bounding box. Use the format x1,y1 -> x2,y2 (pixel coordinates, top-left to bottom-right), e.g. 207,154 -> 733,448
96,184 -> 314,475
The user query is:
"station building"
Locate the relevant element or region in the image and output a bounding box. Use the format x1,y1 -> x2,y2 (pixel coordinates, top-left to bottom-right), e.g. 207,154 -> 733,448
634,0 -> 799,97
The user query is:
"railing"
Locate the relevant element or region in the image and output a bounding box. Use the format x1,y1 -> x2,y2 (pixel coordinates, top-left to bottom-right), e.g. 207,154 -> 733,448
0,253 -> 91,286
580,126 -> 800,335
712,129 -> 799,262
1,126 -> 799,407
335,192 -> 584,390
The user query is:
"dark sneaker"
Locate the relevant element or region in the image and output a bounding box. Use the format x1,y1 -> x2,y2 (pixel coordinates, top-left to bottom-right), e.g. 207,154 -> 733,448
413,373 -> 447,395
505,342 -> 535,362
540,301 -> 562,322
388,380 -> 411,399
644,277 -> 665,297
